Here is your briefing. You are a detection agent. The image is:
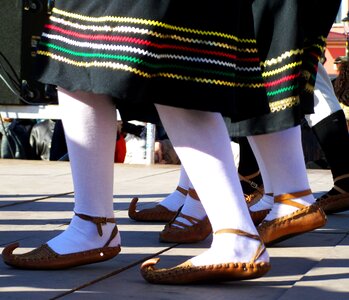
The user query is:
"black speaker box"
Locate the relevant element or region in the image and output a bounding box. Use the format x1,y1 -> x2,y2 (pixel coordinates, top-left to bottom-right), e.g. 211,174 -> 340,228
0,0 -> 57,105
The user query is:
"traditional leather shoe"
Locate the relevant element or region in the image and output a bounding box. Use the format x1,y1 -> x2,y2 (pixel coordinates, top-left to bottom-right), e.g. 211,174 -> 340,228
258,189 -> 327,246
2,213 -> 121,270
141,228 -> 271,284
159,189 -> 212,243
128,186 -> 187,222
316,174 -> 349,214
159,213 -> 212,243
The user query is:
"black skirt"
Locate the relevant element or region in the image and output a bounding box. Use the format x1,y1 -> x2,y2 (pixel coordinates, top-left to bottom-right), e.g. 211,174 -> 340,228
35,0 -> 340,136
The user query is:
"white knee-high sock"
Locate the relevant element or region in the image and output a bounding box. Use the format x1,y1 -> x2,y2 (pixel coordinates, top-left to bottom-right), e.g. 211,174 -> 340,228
247,139 -> 274,212
156,105 -> 268,266
160,165 -> 189,211
248,126 -> 315,221
48,89 -> 120,254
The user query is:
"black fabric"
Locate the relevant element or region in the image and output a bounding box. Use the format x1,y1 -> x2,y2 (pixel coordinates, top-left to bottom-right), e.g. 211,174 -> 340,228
237,137 -> 260,176
49,120 -> 68,161
312,110 -> 349,179
34,0 -> 340,136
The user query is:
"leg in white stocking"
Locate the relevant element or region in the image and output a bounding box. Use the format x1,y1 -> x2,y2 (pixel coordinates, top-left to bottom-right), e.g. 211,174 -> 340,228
48,89 -> 120,254
248,126 -> 315,221
247,127 -> 326,246
247,139 -> 274,212
156,105 -> 269,266
159,165 -> 189,211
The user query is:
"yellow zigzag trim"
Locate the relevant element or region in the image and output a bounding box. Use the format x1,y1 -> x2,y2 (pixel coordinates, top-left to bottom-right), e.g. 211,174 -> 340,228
52,8 -> 256,43
269,96 -> 300,113
50,16 -> 258,53
262,61 -> 302,77
261,49 -> 303,67
37,50 -> 264,88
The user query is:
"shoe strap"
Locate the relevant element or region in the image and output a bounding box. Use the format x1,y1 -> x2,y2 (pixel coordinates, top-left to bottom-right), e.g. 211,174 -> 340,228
333,174 -> 349,194
75,212 -> 116,237
239,171 -> 263,192
176,186 -> 188,196
215,228 -> 266,263
334,173 -> 349,183
171,212 -> 202,228
188,188 -> 200,201
274,189 -> 312,208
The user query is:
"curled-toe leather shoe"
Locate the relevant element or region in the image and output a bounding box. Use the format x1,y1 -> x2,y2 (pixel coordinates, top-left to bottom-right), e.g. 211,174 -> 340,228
2,213 -> 121,270
141,228 -> 271,284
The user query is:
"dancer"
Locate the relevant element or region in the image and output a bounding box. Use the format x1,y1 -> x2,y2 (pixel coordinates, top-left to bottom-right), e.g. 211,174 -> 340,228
2,1 -> 272,283
1,0 -> 339,285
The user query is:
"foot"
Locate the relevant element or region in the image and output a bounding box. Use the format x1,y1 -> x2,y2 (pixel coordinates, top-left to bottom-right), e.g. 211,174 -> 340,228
190,229 -> 269,266
48,214 -> 121,254
141,229 -> 270,284
159,189 -> 212,243
263,191 -> 314,221
316,174 -> 349,214
2,212 -> 121,269
258,190 -> 327,246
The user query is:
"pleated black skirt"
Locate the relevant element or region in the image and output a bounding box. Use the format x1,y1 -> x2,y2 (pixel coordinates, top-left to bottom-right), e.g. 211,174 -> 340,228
34,0 -> 340,136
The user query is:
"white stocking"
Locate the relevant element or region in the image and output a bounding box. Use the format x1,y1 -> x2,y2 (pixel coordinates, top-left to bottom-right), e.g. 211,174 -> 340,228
159,165 -> 189,211
248,126 -> 315,221
156,104 -> 269,266
48,89 -> 120,254
247,138 -> 274,212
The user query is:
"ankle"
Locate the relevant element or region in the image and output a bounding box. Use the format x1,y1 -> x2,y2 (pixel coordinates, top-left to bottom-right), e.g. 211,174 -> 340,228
47,214 -> 121,255
249,194 -> 274,212
160,186 -> 187,211
173,190 -> 207,228
264,190 -> 315,221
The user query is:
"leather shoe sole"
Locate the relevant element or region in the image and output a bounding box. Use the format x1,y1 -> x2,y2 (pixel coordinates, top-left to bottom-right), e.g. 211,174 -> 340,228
141,258 -> 270,284
2,242 -> 121,270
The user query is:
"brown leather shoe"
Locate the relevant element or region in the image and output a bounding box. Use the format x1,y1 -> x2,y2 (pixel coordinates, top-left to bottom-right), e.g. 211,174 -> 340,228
141,229 -> 271,284
159,213 -> 212,243
2,213 -> 121,270
159,189 -> 212,243
128,186 -> 187,222
316,174 -> 349,214
258,189 -> 327,246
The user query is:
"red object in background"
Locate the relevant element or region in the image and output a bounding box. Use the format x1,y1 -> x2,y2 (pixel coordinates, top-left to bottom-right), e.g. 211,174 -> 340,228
114,134 -> 126,163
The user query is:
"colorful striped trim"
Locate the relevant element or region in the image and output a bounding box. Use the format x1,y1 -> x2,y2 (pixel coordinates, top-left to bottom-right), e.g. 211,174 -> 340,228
37,50 -> 264,88
262,61 -> 302,78
42,33 -> 261,71
40,41 -> 262,80
266,85 -> 298,97
52,8 -> 257,43
50,16 -> 258,53
44,24 -> 259,62
261,49 -> 303,67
